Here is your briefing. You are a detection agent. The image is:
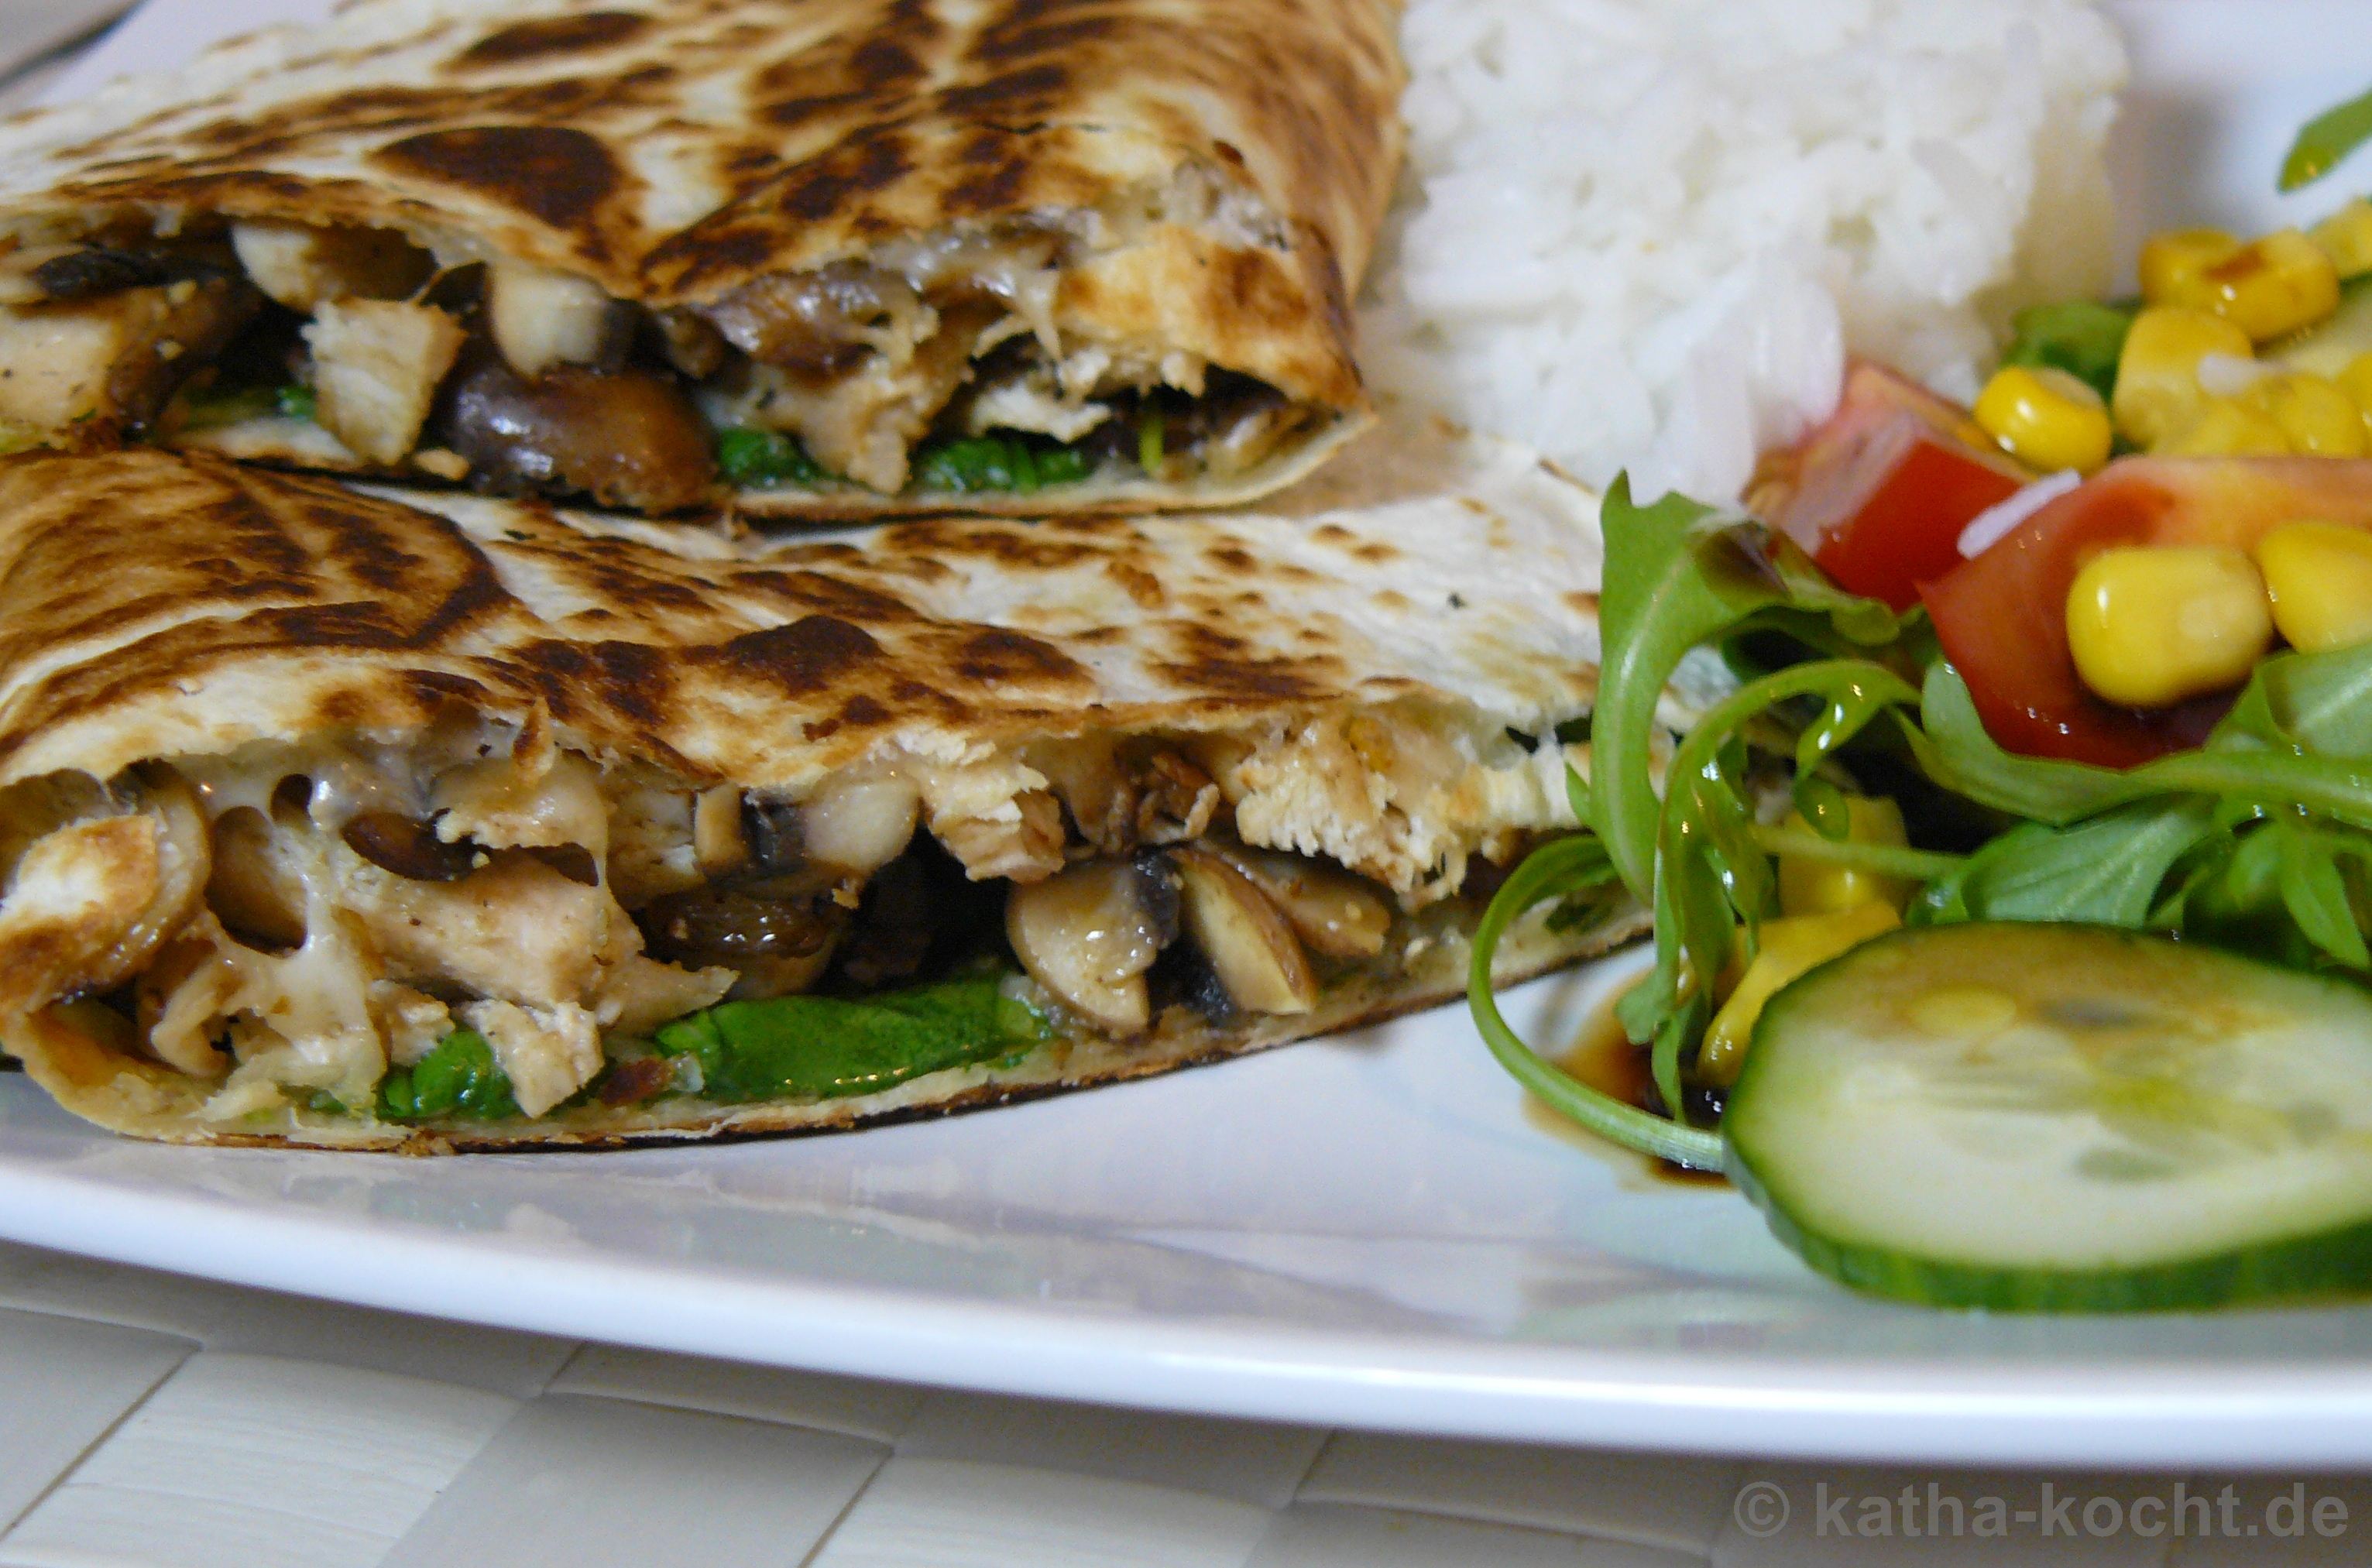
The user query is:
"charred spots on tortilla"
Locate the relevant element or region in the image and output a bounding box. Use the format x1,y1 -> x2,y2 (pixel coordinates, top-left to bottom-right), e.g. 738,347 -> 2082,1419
451,10 -> 652,70
374,125 -> 624,232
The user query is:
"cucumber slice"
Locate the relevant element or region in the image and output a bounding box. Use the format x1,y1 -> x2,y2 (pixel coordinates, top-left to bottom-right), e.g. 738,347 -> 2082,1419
2270,274 -> 2372,378
1726,922 -> 2372,1311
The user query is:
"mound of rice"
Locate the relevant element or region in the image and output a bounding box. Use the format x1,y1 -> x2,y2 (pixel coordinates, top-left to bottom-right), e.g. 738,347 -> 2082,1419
1361,0 -> 2127,504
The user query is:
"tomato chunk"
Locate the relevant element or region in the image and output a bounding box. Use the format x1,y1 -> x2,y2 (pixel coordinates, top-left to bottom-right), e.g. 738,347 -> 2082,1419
1922,456 -> 2372,765
1749,361 -> 2032,611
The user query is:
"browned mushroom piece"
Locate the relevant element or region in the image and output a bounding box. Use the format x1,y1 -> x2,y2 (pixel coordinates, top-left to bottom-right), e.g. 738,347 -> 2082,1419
1169,846 -> 1318,1016
1004,855 -> 1182,1034
1207,841 -> 1392,960
438,348 -> 716,513
206,806 -> 307,951
342,811 -> 480,882
639,878 -> 846,998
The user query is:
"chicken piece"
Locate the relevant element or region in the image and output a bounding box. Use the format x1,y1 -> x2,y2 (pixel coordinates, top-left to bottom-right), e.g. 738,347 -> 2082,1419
229,221 -> 433,312
486,260 -> 630,379
0,774 -> 209,1018
743,302 -> 997,492
342,850 -> 609,1006
304,298 -> 465,464
459,998 -> 602,1117
0,278 -> 259,440
430,746 -> 606,857
368,981 -> 454,1068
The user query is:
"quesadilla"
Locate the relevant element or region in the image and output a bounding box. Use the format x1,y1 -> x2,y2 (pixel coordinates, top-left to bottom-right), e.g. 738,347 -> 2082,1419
0,422 -> 1639,1151
0,0 -> 1402,519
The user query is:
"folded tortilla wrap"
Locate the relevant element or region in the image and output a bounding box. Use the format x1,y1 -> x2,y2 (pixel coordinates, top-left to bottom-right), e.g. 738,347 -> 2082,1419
0,421 -> 1641,1151
0,0 -> 1402,519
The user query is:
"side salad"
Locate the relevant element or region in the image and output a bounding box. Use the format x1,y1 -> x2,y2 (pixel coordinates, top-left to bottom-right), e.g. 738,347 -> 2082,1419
1471,91 -> 2372,1312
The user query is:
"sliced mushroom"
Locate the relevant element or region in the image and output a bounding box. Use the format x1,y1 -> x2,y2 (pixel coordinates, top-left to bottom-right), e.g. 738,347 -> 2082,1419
1004,855 -> 1181,1034
650,307 -> 728,379
206,806 -> 307,951
486,260 -> 633,379
1208,842 -> 1392,961
692,785 -> 749,877
740,796 -> 802,875
439,349 -> 716,513
1169,846 -> 1316,1017
639,878 -> 844,1000
342,811 -> 479,882
802,774 -> 920,875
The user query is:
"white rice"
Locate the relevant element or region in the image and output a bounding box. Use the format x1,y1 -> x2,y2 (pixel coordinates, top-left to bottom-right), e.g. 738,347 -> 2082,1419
1361,0 -> 2128,504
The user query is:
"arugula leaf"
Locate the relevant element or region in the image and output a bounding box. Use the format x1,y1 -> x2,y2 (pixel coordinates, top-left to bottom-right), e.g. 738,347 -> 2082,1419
1615,658 -> 1922,1112
913,434 -> 1091,495
2000,300 -> 2136,404
1912,798 -> 2223,928
1464,835 -> 1724,1170
2281,82 -> 2372,191
654,972 -> 1049,1103
377,1029 -> 519,1122
717,427 -> 829,488
1588,480 -> 1901,897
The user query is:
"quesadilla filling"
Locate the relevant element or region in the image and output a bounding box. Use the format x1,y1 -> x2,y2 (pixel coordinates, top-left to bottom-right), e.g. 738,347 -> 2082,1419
0,705 -> 1587,1135
0,172 -> 1329,511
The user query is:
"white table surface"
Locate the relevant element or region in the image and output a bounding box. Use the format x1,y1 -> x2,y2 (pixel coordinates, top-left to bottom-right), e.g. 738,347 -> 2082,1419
2,1236 -> 2367,1568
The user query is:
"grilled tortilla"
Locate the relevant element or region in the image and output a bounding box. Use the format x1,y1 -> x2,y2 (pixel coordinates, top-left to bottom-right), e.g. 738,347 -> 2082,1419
0,421 -> 1644,1151
0,0 -> 1402,520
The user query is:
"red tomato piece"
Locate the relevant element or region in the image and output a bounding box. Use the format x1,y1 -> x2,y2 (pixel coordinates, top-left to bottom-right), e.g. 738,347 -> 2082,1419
1749,361 -> 2032,612
1922,456 -> 2372,767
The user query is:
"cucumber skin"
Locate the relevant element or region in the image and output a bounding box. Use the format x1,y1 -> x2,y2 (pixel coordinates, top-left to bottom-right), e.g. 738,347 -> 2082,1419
1726,923 -> 2372,1313
1727,1145 -> 2372,1312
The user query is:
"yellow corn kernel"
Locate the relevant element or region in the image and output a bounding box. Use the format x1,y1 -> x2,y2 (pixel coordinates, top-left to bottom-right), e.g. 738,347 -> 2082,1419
2336,350 -> 2372,417
2113,307 -> 2256,447
2185,229 -> 2341,342
1699,902 -> 1900,1086
2155,396 -> 2291,457
1777,796 -> 1914,918
1972,365 -> 2113,473
2065,545 -> 2274,708
2139,228 -> 2242,307
2243,372 -> 2368,457
2255,520 -> 2372,653
2311,199 -> 2372,279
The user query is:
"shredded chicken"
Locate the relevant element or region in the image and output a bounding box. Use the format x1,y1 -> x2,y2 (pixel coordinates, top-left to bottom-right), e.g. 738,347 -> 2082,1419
0,279 -> 256,437
304,298 -> 465,464
461,998 -> 602,1117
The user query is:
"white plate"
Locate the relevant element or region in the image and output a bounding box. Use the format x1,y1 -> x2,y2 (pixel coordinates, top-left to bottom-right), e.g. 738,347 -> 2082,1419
9,0 -> 2372,1468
